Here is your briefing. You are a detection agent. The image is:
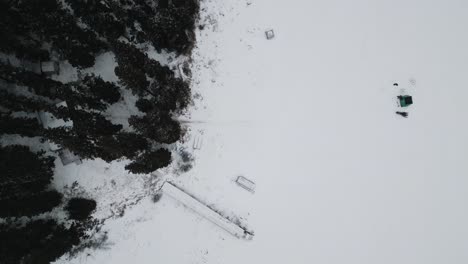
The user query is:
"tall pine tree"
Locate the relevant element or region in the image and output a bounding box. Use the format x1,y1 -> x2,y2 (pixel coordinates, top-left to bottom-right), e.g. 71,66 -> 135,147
0,145 -> 55,200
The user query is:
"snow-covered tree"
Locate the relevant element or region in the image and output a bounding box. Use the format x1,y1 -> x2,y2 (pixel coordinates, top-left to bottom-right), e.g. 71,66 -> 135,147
129,111 -> 182,144
0,220 -> 84,263
0,191 -> 62,218
125,148 -> 172,174
0,62 -> 64,99
80,74 -> 121,104
65,198 -> 97,221
0,115 -> 43,137
0,145 -> 55,200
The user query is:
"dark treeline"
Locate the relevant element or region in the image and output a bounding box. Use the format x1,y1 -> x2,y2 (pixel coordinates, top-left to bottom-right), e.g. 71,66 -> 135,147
0,0 -> 199,262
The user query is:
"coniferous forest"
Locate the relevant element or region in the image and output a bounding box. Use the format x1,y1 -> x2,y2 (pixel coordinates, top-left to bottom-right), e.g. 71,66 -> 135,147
0,0 -> 199,263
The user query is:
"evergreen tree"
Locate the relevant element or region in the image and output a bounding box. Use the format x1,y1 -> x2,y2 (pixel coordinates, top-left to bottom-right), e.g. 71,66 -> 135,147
66,0 -> 126,41
70,108 -> 122,137
149,77 -> 191,112
0,62 -> 64,99
95,132 -> 149,162
129,111 -> 181,144
143,54 -> 174,82
81,74 -> 121,104
125,148 -> 172,174
0,114 -> 43,137
0,90 -> 53,113
113,41 -> 150,95
0,220 -> 83,264
65,198 -> 97,221
112,41 -> 190,112
141,1 -> 200,54
0,191 -> 62,218
12,0 -> 106,68
135,98 -> 154,113
113,41 -> 174,83
44,127 -> 99,159
114,64 -> 149,95
44,108 -> 121,160
0,0 -> 204,260
64,83 -> 108,112
0,145 -> 55,200
0,1 -> 50,61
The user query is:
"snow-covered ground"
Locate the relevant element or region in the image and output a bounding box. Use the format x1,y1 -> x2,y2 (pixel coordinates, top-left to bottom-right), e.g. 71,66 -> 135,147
57,0 -> 468,263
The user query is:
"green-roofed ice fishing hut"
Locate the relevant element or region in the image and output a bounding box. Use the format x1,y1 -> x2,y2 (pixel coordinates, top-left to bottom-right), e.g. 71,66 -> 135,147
398,95 -> 413,107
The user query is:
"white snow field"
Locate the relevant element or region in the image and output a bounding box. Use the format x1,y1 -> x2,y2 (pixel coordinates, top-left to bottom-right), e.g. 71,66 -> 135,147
162,182 -> 254,239
57,0 -> 468,263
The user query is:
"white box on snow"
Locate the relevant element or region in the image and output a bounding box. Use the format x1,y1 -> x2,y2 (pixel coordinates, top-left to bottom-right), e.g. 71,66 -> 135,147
235,176 -> 256,193
265,29 -> 275,40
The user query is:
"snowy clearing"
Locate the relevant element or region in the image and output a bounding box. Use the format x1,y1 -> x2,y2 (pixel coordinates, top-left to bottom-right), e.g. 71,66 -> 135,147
57,0 -> 468,263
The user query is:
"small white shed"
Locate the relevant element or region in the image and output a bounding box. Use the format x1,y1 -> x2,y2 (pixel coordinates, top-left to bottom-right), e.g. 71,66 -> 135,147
58,148 -> 82,166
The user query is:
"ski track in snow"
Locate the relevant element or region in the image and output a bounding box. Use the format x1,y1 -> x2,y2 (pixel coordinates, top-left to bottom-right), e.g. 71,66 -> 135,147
56,0 -> 468,263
